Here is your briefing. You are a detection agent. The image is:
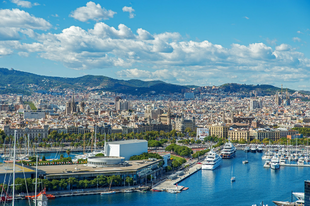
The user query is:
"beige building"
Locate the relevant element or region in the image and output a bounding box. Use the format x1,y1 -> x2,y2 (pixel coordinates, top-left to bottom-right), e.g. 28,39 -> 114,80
208,124 -> 229,139
3,125 -> 49,140
250,129 -> 280,142
228,130 -> 250,141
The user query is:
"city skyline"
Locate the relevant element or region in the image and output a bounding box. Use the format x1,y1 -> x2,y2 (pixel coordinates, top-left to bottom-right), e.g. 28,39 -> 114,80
1,0 -> 310,89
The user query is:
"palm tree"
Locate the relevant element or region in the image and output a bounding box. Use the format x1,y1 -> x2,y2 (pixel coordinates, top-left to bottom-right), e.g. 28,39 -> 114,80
66,149 -> 71,157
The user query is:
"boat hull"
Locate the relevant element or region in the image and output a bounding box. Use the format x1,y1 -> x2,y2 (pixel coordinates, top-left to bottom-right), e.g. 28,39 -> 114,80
271,163 -> 280,170
202,159 -> 222,170
221,152 -> 235,159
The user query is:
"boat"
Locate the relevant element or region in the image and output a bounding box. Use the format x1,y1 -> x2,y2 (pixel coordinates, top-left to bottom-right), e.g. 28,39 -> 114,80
100,191 -> 116,195
231,177 -> 235,182
297,157 -> 305,165
243,147 -> 249,164
262,152 -> 273,160
151,189 -> 162,192
244,146 -> 250,153
182,187 -> 189,191
25,188 -> 55,200
250,146 -> 257,153
270,155 -> 280,170
167,189 -> 180,194
257,145 -> 263,153
242,160 -> 249,164
263,160 -> 271,168
202,149 -> 222,170
273,200 -> 304,206
0,185 -> 12,202
220,141 -> 236,159
123,189 -> 134,193
292,192 -> 304,201
280,156 -> 286,165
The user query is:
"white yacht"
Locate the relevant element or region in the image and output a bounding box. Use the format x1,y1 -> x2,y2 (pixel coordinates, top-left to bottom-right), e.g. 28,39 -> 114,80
220,141 -> 236,159
292,192 -> 304,202
250,146 -> 257,153
244,146 -> 250,153
263,161 -> 271,168
257,145 -> 263,153
202,149 -> 222,170
270,155 -> 280,170
279,156 -> 286,165
262,151 -> 273,160
297,157 -> 305,165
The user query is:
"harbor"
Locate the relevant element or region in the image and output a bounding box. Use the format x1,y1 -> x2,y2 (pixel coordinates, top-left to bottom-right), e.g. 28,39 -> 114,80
7,150 -> 310,206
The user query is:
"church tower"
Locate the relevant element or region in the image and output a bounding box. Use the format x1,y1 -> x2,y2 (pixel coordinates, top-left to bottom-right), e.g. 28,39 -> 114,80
167,108 -> 171,125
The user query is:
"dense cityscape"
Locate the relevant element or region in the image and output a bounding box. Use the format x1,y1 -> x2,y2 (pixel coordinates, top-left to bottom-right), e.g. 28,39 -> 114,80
1,0 -> 310,205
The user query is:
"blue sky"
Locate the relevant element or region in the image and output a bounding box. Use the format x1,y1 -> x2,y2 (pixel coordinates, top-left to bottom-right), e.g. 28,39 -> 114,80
0,0 -> 310,90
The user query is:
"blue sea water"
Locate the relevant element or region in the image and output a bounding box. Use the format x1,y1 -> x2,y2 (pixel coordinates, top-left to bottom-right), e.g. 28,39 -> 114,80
15,151 -> 309,206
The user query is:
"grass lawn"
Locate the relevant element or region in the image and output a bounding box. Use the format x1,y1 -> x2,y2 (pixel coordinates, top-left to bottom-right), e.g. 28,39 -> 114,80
171,155 -> 186,162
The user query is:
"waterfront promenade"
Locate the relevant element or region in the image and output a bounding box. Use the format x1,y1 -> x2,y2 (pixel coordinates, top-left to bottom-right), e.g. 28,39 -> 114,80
152,163 -> 202,192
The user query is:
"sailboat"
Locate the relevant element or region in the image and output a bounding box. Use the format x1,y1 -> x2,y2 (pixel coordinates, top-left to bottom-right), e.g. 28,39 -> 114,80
231,162 -> 235,182
243,149 -> 249,164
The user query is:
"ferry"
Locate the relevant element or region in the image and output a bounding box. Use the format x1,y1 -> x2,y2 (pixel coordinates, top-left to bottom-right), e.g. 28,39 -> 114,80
220,141 -> 236,159
202,149 -> 222,170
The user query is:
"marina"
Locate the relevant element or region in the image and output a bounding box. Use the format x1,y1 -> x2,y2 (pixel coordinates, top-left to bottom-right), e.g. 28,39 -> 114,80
8,150 -> 310,206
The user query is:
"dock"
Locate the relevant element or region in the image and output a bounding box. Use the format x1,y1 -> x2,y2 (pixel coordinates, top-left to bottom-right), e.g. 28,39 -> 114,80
152,163 -> 202,192
282,163 -> 310,167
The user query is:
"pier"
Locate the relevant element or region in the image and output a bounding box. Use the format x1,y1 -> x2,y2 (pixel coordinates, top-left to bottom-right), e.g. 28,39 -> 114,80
152,163 -> 202,192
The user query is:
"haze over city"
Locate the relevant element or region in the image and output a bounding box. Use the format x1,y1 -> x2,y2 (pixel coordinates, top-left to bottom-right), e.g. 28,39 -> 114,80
1,0 -> 310,89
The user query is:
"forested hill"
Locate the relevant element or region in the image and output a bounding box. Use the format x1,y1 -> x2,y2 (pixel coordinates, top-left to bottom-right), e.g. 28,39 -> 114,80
0,68 -> 188,95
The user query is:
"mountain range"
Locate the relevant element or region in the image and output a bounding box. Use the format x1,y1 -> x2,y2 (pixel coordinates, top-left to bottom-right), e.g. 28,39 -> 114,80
0,68 -> 299,95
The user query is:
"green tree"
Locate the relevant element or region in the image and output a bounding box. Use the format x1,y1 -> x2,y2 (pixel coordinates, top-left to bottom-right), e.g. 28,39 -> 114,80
66,149 -> 71,157
125,176 -> 133,186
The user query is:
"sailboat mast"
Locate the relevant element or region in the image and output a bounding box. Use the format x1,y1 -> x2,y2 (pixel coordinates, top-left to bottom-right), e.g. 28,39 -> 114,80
35,154 -> 38,206
94,125 -> 96,152
12,130 -> 16,206
28,134 -> 30,156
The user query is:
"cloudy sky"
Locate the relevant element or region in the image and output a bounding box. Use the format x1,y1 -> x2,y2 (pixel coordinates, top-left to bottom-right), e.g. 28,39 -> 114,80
1,0 -> 310,89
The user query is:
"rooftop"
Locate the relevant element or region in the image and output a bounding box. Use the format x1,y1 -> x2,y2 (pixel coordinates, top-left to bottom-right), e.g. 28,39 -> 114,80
107,139 -> 147,145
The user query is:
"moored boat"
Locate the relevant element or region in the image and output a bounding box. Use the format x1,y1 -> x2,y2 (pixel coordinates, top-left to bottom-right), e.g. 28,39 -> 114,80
263,161 -> 271,168
100,191 -> 117,195
202,149 -> 222,170
270,155 -> 280,170
220,141 -> 236,159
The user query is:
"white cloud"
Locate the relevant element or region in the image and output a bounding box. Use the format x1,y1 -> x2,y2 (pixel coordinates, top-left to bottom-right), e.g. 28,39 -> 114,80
297,31 -> 302,34
122,6 -> 135,19
70,1 -> 116,22
90,22 -> 135,39
244,16 -> 249,19
0,9 -> 51,40
293,37 -> 301,42
275,44 -> 291,51
11,0 -> 32,8
18,51 -> 29,57
137,28 -> 154,40
0,46 -> 13,57
0,9 -> 51,30
3,21 -> 310,85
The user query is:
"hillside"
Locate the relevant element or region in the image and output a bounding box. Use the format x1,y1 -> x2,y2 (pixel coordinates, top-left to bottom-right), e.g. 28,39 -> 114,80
219,83 -> 295,95
0,68 -> 188,95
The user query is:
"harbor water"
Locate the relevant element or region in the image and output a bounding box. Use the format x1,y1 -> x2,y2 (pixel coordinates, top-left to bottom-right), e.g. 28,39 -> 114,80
14,150 -> 310,206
